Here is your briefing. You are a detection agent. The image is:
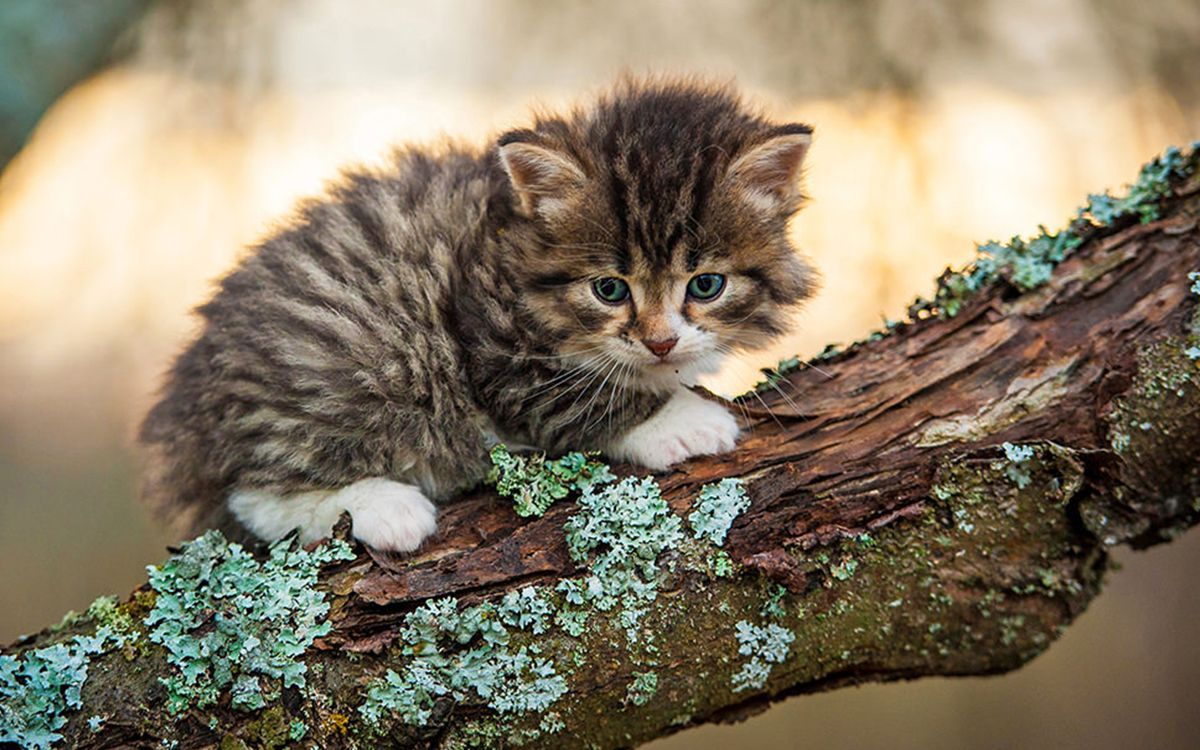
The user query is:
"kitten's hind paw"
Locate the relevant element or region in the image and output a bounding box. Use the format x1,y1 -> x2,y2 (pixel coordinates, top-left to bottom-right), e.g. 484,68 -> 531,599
335,478 -> 438,553
609,389 -> 739,471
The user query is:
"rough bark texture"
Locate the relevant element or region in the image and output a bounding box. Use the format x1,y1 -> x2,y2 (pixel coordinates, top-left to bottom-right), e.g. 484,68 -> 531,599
5,167 -> 1200,750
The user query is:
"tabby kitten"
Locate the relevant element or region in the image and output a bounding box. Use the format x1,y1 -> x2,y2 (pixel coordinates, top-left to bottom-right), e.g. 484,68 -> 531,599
139,79 -> 816,552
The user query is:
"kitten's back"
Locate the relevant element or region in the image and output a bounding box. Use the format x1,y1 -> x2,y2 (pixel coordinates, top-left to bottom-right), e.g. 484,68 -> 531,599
139,145 -> 498,537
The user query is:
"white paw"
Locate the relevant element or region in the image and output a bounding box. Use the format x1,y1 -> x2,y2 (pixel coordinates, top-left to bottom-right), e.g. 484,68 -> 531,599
229,486 -> 336,544
333,478 -> 438,553
610,389 -> 739,471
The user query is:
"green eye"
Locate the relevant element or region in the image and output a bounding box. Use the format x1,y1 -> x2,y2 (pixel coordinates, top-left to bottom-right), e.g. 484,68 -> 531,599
592,277 -> 630,304
686,273 -> 726,301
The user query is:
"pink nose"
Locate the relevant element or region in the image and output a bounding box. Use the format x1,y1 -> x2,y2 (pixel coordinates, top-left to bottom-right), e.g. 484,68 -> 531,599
643,337 -> 678,358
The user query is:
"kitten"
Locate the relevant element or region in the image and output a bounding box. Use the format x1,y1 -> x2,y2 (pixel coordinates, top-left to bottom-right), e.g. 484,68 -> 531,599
139,79 -> 817,553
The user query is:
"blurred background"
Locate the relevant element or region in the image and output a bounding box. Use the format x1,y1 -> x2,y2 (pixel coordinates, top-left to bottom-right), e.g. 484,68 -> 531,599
1,1 -> 1198,747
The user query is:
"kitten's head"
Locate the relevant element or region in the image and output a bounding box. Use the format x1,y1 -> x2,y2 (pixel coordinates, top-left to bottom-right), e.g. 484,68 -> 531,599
496,79 -> 817,391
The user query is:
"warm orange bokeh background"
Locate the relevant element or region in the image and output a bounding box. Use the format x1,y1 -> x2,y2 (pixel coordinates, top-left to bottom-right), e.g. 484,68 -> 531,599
1,2 -> 1198,748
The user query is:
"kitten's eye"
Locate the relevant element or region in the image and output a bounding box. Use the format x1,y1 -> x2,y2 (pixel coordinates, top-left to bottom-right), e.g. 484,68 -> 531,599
592,277 -> 630,304
686,273 -> 726,301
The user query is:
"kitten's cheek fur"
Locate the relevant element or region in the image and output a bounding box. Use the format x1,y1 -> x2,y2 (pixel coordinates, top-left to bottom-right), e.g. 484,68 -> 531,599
228,478 -> 438,553
608,389 -> 740,471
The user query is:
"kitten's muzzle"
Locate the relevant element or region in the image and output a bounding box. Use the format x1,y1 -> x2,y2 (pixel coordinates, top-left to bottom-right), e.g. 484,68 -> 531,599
642,337 -> 679,359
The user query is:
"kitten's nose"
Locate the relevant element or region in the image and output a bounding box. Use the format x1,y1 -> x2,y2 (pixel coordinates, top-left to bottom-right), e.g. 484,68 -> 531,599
642,337 -> 679,358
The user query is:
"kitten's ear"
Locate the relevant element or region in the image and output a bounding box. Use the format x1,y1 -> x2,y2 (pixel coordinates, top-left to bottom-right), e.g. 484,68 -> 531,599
497,131 -> 587,219
726,126 -> 812,213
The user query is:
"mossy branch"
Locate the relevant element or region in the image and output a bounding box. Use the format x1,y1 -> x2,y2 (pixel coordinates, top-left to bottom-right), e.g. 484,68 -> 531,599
4,147 -> 1200,750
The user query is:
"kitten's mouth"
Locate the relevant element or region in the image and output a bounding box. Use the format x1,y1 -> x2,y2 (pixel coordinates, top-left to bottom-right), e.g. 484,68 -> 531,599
646,356 -> 680,368
643,353 -> 694,374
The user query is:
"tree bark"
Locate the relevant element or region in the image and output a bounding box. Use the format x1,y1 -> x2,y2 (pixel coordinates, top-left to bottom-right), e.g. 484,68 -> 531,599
5,162 -> 1200,750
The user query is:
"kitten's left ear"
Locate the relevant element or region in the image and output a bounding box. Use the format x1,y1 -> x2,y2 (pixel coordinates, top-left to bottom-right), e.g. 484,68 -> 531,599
726,125 -> 812,213
497,130 -> 587,220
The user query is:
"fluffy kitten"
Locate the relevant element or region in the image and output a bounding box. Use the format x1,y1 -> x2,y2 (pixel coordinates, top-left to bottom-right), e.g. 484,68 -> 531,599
139,79 -> 817,552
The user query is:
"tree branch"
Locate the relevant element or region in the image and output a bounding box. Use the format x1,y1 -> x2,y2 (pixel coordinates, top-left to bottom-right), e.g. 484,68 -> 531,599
4,150 -> 1200,750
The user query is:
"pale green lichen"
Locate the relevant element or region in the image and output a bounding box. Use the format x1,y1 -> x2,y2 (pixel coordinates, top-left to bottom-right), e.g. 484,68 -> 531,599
538,712 -> 565,735
753,339 -> 862,391
507,714 -> 567,747
1111,431 -> 1132,453
688,478 -> 751,546
754,355 -> 804,392
358,596 -> 568,730
449,719 -> 505,748
829,557 -> 859,581
83,596 -> 137,639
748,144 -> 1200,396
497,586 -> 554,635
488,444 -> 615,518
924,225 -> 1082,318
230,674 -> 267,711
143,530 -> 354,714
360,661 -> 445,726
1001,442 -> 1036,489
1093,336 -> 1199,542
1079,145 -> 1196,225
1187,271 -> 1200,359
708,550 -> 736,578
557,477 -> 684,642
0,627 -> 129,749
288,719 -> 307,741
625,671 -> 658,706
760,585 -> 787,619
954,507 -> 976,534
769,354 -> 804,381
361,460 -> 780,734
925,143 -> 1198,319
364,468 -> 703,733
731,620 -> 794,692
51,594 -> 139,640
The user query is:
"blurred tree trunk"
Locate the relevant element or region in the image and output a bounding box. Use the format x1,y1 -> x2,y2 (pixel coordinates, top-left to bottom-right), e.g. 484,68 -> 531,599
5,163 -> 1200,749
0,0 -> 152,172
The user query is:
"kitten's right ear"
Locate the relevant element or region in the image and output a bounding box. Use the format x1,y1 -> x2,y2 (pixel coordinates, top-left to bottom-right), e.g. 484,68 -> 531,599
497,131 -> 586,220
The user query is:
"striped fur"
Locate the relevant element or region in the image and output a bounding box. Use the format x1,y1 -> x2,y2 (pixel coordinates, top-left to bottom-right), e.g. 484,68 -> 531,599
139,78 -> 817,544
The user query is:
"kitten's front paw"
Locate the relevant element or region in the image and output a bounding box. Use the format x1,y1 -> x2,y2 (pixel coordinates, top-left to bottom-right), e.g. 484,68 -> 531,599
611,389 -> 739,471
334,478 -> 438,553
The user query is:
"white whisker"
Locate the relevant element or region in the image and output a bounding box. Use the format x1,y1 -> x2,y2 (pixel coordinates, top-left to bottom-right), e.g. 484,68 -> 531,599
571,356 -> 623,431
516,352 -> 611,405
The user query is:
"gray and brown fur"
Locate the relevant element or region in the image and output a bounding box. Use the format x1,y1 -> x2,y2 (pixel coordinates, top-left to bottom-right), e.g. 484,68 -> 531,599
139,78 -> 817,539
